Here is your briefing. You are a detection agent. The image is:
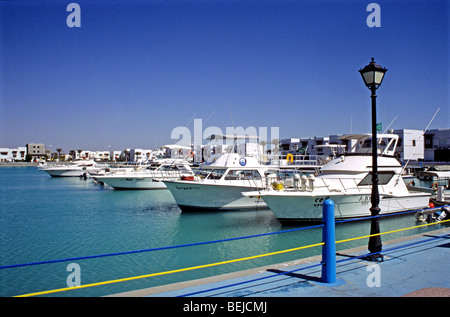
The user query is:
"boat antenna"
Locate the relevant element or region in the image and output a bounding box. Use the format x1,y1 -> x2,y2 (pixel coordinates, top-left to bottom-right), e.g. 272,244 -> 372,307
187,113 -> 196,150
185,113 -> 196,128
396,107 -> 440,184
383,116 -> 398,133
229,104 -> 234,130
205,110 -> 216,125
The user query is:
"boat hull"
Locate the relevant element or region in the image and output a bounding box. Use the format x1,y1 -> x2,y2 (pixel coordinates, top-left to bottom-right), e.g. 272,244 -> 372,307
261,191 -> 431,223
164,180 -> 268,211
97,176 -> 167,190
41,168 -> 85,177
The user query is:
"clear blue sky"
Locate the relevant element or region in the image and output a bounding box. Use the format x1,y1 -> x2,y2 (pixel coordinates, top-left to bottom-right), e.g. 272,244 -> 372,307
1,0 -> 448,151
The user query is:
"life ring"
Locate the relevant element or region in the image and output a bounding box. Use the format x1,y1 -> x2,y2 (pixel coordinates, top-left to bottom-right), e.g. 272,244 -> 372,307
286,154 -> 294,164
187,151 -> 194,158
431,183 -> 438,190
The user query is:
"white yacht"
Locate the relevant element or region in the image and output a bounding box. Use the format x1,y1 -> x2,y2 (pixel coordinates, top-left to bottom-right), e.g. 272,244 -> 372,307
38,160 -> 104,177
243,134 -> 431,222
94,162 -> 194,190
163,152 -> 273,211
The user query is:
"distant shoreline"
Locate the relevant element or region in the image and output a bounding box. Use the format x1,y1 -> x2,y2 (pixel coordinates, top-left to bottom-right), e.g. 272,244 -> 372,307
0,162 -> 39,167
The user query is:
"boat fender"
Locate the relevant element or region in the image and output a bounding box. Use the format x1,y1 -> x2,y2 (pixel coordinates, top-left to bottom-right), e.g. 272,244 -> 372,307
187,151 -> 194,158
301,175 -> 308,191
307,174 -> 315,191
293,174 -> 300,189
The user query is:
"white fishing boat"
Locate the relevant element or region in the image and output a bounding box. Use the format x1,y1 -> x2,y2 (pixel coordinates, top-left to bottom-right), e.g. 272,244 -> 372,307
415,166 -> 450,187
163,152 -> 273,211
243,134 -> 431,222
38,160 -> 105,177
94,162 -> 194,190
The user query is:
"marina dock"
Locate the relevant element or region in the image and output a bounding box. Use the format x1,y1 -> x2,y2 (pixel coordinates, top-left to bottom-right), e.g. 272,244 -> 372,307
112,227 -> 450,298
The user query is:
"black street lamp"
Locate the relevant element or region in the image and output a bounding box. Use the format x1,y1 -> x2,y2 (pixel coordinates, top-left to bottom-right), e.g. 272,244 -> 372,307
359,57 -> 387,262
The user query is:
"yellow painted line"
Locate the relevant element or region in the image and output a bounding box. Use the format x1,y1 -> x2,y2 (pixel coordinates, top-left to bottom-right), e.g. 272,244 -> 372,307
336,218 -> 450,244
16,241 -> 324,297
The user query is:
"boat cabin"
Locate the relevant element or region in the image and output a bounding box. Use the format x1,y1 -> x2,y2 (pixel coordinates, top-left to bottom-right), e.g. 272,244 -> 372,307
194,153 -> 268,181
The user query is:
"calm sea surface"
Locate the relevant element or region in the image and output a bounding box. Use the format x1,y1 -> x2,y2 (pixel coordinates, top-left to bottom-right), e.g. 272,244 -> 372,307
0,166 -> 447,297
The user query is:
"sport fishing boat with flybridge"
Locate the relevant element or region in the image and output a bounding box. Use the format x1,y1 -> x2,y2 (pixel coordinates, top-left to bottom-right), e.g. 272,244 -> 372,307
243,133 -> 431,223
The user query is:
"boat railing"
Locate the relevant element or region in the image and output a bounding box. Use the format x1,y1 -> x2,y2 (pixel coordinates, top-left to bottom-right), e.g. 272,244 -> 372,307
99,165 -> 194,181
263,154 -> 323,167
154,169 -> 194,181
272,176 -> 383,194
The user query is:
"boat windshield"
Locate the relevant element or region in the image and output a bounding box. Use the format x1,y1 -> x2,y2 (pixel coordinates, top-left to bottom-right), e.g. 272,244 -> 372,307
224,169 -> 262,180
358,171 -> 395,186
356,136 -> 397,156
157,165 -> 180,171
195,169 -> 227,180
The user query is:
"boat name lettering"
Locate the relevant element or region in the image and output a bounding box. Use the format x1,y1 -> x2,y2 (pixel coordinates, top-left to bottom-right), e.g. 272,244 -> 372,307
176,186 -> 200,190
359,195 -> 371,205
314,196 -> 330,208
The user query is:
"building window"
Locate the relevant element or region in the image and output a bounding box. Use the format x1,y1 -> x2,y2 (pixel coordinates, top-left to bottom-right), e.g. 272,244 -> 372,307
425,134 -> 433,149
412,140 -> 416,147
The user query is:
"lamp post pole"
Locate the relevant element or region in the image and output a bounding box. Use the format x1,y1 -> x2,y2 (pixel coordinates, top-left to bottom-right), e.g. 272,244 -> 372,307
368,84 -> 382,260
359,57 -> 387,262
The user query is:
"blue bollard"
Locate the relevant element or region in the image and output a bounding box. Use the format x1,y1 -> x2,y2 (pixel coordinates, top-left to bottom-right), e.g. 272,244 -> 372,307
321,199 -> 336,283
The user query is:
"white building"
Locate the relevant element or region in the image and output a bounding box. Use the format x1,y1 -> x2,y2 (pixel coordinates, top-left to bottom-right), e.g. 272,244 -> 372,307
72,150 -> 111,161
130,149 -> 153,162
393,129 -> 424,162
113,149 -> 153,162
0,147 -> 27,162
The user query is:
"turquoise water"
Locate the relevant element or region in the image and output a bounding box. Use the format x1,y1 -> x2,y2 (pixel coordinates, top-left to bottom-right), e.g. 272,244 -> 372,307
0,167 -> 447,297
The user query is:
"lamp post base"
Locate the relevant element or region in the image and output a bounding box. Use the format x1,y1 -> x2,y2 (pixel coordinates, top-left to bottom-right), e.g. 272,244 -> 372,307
363,253 -> 384,262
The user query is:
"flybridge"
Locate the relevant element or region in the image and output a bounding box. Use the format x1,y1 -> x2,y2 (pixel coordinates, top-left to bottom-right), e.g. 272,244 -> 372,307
339,134 -> 399,157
